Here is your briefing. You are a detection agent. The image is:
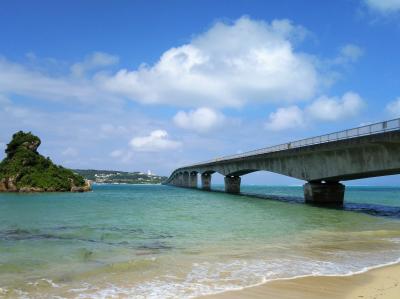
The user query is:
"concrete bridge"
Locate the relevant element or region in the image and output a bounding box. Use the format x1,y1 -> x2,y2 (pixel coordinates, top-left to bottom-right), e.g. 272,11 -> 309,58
164,118 -> 400,205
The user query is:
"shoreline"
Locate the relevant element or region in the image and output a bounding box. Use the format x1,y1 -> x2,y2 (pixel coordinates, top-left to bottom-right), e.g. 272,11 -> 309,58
201,261 -> 400,299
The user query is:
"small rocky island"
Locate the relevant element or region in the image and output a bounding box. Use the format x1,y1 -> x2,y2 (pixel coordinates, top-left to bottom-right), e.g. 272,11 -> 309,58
0,131 -> 91,192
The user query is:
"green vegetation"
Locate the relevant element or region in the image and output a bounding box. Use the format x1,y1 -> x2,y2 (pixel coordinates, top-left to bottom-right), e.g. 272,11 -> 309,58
74,169 -> 167,184
0,131 -> 87,192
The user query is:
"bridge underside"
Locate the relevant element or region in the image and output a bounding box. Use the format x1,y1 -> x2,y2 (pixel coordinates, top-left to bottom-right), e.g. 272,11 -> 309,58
166,131 -> 400,206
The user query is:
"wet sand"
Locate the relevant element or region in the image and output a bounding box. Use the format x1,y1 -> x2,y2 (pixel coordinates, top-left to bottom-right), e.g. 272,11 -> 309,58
203,262 -> 400,299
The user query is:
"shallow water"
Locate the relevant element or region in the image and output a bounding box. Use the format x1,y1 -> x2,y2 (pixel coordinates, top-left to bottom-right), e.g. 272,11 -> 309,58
0,184 -> 400,298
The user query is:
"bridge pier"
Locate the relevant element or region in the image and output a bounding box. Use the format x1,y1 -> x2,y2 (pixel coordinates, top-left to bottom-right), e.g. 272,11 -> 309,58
178,173 -> 184,186
304,181 -> 345,206
183,172 -> 189,187
189,172 -> 198,188
224,176 -> 241,194
201,173 -> 211,191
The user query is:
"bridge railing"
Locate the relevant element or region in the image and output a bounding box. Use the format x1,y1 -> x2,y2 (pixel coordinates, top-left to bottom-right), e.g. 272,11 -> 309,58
183,118 -> 400,168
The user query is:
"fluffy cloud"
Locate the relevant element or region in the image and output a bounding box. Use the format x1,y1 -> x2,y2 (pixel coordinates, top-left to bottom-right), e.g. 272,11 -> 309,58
386,97 -> 400,116
0,94 -> 32,118
0,57 -> 112,104
0,98 -> 186,172
0,17 -> 361,110
129,130 -> 181,152
101,17 -> 319,108
306,92 -> 364,121
337,44 -> 364,63
364,0 -> 400,13
71,52 -> 119,77
265,106 -> 305,131
265,92 -> 365,131
173,107 -> 225,132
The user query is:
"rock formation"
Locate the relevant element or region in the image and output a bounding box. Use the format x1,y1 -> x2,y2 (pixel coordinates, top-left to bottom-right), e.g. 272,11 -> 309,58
0,131 -> 91,192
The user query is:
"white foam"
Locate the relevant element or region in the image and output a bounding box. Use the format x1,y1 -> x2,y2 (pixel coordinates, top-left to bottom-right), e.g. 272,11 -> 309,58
41,278 -> 60,288
27,278 -> 61,288
13,289 -> 30,299
69,283 -> 99,293
73,253 -> 400,299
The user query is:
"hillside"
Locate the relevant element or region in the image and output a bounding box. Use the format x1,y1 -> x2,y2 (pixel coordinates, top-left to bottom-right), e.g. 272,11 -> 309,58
73,169 -> 167,184
0,131 -> 91,192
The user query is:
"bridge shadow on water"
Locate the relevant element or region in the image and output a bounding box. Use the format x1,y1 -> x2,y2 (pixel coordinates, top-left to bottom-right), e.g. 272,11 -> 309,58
203,188 -> 400,220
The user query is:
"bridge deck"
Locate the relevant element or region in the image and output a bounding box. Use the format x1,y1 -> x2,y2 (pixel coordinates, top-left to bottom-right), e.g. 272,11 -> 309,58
166,118 -> 400,205
184,118 -> 400,169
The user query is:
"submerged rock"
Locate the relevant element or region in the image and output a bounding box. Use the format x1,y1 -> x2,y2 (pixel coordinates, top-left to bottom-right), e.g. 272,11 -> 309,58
19,186 -> 45,192
0,179 -> 7,192
70,180 -> 92,192
0,131 -> 91,193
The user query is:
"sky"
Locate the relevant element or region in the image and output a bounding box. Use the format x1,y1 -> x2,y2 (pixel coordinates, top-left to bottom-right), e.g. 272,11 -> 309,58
1,0 -> 400,185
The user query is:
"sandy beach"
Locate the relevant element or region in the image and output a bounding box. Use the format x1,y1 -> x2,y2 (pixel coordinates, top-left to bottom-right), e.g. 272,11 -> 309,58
203,262 -> 400,299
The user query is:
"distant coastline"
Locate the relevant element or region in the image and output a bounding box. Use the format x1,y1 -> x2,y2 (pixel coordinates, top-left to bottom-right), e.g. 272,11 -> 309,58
73,169 -> 167,185
92,182 -> 163,185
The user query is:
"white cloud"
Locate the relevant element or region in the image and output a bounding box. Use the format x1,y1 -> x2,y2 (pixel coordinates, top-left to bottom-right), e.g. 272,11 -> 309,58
61,147 -> 78,157
338,44 -> 364,63
364,0 -> 400,13
0,57 -> 112,104
0,97 -> 186,173
265,92 -> 365,131
306,92 -> 364,121
0,18 -> 357,110
0,96 -> 29,118
0,98 -> 31,118
328,44 -> 363,66
386,97 -> 400,117
265,106 -> 305,131
101,17 -> 319,108
173,107 -> 225,132
110,149 -> 134,163
71,52 -> 119,77
130,130 -> 181,152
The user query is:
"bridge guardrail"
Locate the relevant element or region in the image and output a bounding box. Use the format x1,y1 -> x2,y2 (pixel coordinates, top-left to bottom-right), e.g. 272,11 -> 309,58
183,118 -> 400,169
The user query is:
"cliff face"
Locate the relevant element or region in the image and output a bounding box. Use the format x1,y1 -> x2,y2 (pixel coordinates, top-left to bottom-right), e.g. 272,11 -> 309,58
0,131 -> 91,192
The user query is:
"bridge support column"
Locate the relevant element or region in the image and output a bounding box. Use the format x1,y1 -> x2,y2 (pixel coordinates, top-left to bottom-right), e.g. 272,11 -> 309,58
189,172 -> 198,188
201,173 -> 211,190
178,173 -> 184,186
183,172 -> 189,187
304,182 -> 345,206
224,176 -> 241,194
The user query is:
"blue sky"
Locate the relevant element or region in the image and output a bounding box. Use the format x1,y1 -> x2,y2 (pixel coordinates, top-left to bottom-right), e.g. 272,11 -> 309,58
1,0 -> 400,185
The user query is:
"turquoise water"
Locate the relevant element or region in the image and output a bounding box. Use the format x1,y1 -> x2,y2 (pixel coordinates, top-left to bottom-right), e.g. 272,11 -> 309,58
1,184 -> 400,298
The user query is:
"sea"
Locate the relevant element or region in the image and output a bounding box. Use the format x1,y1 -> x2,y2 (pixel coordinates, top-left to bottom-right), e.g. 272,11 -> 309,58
1,184 -> 400,298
